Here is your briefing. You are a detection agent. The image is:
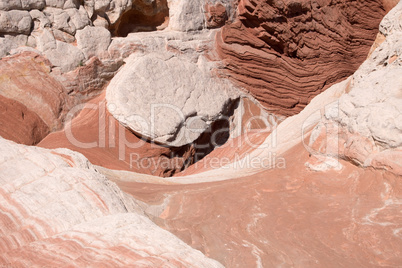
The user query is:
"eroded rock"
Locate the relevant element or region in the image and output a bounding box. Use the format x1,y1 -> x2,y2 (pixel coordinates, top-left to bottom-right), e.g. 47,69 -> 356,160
216,0 -> 388,116
0,10 -> 32,35
307,2 -> 402,174
106,52 -> 240,147
76,26 -> 111,59
0,136 -> 223,267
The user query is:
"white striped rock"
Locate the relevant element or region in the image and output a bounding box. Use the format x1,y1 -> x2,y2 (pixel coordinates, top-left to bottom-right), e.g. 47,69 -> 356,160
0,136 -> 223,267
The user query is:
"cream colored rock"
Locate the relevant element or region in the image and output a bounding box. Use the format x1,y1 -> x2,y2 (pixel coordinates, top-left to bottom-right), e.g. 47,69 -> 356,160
168,0 -> 205,31
92,13 -> 109,28
43,6 -> 90,35
32,27 -> 57,51
45,0 -> 80,9
105,0 -> 131,24
76,26 -> 111,59
29,9 -> 52,29
167,0 -> 234,31
0,0 -> 45,11
305,2 -> 402,174
94,0 -> 110,13
0,35 -> 28,58
325,2 -> 402,150
44,40 -> 85,72
0,10 -> 32,34
0,0 -> 21,11
106,52 -> 240,147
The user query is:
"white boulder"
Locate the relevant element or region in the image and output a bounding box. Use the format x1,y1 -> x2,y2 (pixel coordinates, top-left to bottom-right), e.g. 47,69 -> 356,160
106,52 -> 240,147
76,26 -> 111,59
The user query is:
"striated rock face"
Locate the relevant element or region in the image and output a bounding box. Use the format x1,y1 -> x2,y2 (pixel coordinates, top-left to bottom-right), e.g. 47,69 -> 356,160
0,137 -> 223,267
0,52 -> 69,131
307,2 -> 402,175
0,0 -> 401,267
217,0 -> 387,116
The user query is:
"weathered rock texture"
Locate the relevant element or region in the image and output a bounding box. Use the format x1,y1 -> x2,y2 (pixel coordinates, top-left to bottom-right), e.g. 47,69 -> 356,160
0,136 -> 223,267
109,0 -> 169,36
217,0 -> 388,116
39,93 -> 200,177
106,52 -> 240,147
0,52 -> 69,131
0,95 -> 49,145
308,1 -> 402,175
0,1 -> 401,267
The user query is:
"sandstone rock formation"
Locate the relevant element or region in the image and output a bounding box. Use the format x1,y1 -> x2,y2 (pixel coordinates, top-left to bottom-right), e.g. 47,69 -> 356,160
0,95 -> 49,145
0,52 -> 69,132
39,93 -> 200,177
216,0 -> 387,116
307,1 -> 402,175
0,0 -> 401,267
106,52 -> 240,147
0,137 -> 223,267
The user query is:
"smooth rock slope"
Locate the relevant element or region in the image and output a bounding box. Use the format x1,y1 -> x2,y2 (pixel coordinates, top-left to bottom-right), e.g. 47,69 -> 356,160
0,137 -> 223,267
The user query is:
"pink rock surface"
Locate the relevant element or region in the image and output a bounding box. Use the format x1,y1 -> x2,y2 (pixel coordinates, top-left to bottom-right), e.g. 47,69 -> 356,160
0,95 -> 49,145
114,142 -> 402,267
0,137 -> 223,267
38,93 -> 198,177
0,1 -> 401,267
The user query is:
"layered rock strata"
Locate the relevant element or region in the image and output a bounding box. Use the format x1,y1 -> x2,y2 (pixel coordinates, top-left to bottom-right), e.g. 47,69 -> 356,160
217,0 -> 388,116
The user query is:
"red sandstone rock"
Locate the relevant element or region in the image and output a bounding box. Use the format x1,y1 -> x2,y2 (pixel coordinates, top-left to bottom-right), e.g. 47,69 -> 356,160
205,3 -> 228,28
0,95 -> 49,145
0,52 -> 70,131
216,0 -> 387,116
38,93 -> 197,177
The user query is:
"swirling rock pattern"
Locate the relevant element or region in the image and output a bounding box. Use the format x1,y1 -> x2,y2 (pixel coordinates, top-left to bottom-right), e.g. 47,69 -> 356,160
0,137 -> 223,267
217,0 -> 387,116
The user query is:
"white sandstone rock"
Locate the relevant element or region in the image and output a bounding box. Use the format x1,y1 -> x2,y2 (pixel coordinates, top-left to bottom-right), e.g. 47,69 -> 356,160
0,137 -> 223,267
325,1 -> 402,150
105,0 -> 132,24
44,40 -> 85,72
29,9 -> 52,29
167,0 -> 235,31
0,35 -> 28,58
0,0 -> 21,11
45,0 -> 80,9
33,27 -> 57,51
21,0 -> 46,10
106,51 -> 240,147
76,26 -> 111,59
43,6 -> 90,35
167,0 -> 205,31
94,0 -> 110,13
92,13 -> 109,28
0,10 -> 32,35
0,0 -> 45,11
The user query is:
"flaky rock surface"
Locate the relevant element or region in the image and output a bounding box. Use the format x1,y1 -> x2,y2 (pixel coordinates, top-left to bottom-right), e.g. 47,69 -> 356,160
217,0 -> 387,116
